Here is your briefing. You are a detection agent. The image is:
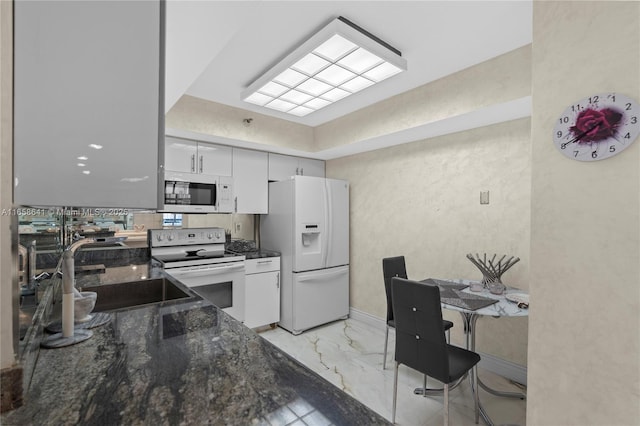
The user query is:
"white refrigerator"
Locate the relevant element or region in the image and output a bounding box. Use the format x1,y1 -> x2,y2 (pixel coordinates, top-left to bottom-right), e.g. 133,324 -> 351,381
261,176 -> 349,335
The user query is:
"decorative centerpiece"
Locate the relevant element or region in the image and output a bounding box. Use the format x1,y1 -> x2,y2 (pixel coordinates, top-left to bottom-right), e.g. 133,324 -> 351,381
466,253 -> 520,294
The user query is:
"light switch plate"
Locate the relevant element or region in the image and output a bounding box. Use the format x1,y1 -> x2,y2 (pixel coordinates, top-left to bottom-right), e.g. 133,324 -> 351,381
480,191 -> 490,204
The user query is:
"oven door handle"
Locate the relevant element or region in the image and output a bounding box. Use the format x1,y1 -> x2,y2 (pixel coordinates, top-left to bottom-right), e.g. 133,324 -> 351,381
168,263 -> 245,277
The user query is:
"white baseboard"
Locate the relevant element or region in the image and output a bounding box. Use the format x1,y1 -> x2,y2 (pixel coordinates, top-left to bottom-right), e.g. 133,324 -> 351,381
349,306 -> 387,329
349,307 -> 527,386
476,350 -> 527,386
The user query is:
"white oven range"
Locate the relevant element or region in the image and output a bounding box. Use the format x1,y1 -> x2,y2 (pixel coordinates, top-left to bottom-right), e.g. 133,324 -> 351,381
149,227 -> 245,322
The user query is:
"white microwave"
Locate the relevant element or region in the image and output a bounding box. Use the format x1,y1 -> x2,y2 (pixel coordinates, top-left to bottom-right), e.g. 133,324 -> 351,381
162,171 -> 233,213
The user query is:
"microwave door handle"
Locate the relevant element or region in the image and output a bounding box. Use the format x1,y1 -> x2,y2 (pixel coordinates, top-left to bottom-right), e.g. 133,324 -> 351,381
199,155 -> 203,173
191,154 -> 195,173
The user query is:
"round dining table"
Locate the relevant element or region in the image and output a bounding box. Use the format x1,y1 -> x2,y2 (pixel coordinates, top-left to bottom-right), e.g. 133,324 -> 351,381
418,278 -> 529,426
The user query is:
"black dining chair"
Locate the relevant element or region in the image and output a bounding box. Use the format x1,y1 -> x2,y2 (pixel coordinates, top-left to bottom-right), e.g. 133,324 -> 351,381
391,277 -> 480,425
382,256 -> 453,369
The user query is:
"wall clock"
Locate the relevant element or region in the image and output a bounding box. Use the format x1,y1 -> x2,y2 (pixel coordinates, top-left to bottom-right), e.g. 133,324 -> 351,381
552,92 -> 639,161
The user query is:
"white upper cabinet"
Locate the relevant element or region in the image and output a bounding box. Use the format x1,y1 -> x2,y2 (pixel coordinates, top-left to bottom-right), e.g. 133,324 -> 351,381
268,154 -> 325,181
232,148 -> 268,214
164,138 -> 198,174
165,137 -> 232,176
199,143 -> 232,176
13,1 -> 164,208
298,157 -> 326,179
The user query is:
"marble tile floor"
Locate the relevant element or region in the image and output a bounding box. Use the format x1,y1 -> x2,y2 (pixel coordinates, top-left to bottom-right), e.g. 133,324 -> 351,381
259,318 -> 526,426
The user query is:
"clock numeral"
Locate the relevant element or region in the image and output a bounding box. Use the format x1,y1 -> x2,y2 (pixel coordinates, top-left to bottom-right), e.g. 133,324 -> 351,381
625,102 -> 632,111
589,96 -> 599,104
573,150 -> 579,157
556,130 -> 563,138
631,116 -> 637,124
591,151 -> 598,159
559,116 -> 569,124
609,146 -> 616,153
624,132 -> 631,139
571,104 -> 581,113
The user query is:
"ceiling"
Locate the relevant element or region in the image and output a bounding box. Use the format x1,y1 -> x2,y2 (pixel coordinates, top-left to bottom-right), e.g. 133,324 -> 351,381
165,1 -> 533,128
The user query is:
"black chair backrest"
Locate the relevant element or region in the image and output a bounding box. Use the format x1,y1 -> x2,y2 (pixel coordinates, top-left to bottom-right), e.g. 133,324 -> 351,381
382,256 -> 407,324
391,277 -> 450,383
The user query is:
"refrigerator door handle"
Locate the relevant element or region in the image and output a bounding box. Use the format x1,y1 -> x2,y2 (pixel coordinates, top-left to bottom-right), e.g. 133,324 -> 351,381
296,267 -> 347,282
322,180 -> 331,268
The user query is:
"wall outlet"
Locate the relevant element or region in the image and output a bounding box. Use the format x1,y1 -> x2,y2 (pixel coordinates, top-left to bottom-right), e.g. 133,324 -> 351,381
235,222 -> 241,233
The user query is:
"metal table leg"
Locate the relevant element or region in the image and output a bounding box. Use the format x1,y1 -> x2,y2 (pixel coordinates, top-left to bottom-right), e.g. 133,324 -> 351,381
478,377 -> 526,399
466,312 -> 526,400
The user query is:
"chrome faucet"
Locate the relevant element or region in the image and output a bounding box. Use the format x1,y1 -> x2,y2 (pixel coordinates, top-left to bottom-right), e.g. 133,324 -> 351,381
41,235 -> 127,348
59,238 -> 96,338
28,240 -> 37,288
40,237 -> 97,347
18,243 -> 28,287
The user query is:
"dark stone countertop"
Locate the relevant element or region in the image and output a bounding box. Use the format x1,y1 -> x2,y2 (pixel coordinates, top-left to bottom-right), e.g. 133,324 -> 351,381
3,262 -> 389,425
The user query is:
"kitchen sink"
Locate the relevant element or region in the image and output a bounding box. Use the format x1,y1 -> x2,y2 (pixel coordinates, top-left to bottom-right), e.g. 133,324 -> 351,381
81,278 -> 194,312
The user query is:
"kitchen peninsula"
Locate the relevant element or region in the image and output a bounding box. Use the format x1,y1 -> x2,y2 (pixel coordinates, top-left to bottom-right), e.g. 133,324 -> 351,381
3,261 -> 388,425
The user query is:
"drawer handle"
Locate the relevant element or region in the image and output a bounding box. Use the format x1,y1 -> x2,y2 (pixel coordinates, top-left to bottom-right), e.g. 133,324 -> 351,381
257,260 -> 273,264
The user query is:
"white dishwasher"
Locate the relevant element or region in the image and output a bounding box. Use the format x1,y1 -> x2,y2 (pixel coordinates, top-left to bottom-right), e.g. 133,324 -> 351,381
243,256 -> 281,329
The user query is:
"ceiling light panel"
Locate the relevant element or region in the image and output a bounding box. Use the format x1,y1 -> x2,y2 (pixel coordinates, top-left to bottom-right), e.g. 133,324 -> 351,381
313,34 -> 357,61
241,16 -> 407,117
292,53 -> 330,75
338,48 -> 383,73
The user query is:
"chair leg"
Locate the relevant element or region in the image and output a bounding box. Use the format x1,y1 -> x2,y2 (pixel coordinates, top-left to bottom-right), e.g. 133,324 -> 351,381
383,325 -> 390,370
444,382 -> 449,426
392,362 -> 399,424
473,366 -> 479,424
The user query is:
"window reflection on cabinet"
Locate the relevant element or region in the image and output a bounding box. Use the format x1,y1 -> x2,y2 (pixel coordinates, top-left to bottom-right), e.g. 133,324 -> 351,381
18,210 -> 131,252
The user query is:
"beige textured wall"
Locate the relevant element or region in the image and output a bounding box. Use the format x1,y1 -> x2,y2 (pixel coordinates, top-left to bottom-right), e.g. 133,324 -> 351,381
327,117 -> 531,365
528,2 -> 640,425
166,95 -> 314,151
315,45 -> 531,152
0,0 -> 16,370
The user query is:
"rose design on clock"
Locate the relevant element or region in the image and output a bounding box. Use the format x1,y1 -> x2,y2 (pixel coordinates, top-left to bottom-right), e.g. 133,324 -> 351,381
553,92 -> 639,161
570,108 -> 622,142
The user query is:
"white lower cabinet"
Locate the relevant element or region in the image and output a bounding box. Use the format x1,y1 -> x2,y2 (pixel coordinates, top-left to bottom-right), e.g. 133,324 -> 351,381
244,257 -> 280,329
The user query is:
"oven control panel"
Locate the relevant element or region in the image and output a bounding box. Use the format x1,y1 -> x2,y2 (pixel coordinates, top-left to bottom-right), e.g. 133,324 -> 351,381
149,227 -> 225,247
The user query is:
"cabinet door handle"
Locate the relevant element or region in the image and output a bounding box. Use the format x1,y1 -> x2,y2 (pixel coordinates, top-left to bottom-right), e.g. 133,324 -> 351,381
276,272 -> 280,289
234,197 -> 238,213
300,167 -> 304,175
191,154 -> 196,172
295,167 -> 299,175
199,155 -> 203,173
